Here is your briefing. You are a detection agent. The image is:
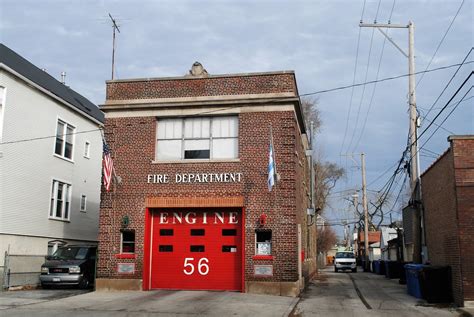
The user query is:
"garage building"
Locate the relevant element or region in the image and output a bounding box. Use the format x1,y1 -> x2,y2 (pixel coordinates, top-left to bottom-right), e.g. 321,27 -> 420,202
96,63 -> 316,296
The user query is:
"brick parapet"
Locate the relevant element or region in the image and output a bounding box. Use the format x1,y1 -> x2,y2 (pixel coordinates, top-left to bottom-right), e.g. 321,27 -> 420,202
106,72 -> 298,101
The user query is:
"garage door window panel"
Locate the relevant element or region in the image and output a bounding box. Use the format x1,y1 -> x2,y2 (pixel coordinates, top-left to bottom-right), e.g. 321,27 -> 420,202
191,229 -> 205,236
159,245 -> 173,252
160,229 -> 174,236
222,246 -> 238,253
222,229 -> 237,236
190,245 -> 205,252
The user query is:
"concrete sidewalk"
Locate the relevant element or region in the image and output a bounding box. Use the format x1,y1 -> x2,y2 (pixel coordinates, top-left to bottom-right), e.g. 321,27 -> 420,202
0,289 -> 299,317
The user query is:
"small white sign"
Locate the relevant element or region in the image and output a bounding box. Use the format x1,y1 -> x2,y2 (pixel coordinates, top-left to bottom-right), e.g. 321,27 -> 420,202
254,265 -> 273,276
117,263 -> 135,274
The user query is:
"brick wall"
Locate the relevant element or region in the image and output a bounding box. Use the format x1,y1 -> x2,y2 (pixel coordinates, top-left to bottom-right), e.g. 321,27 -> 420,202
422,137 -> 474,306
106,72 -> 297,101
452,138 -> 474,304
421,149 -> 462,305
97,110 -> 310,285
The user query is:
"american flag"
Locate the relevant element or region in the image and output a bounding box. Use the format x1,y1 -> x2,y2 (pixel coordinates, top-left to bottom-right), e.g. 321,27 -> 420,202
103,142 -> 114,192
268,127 -> 277,192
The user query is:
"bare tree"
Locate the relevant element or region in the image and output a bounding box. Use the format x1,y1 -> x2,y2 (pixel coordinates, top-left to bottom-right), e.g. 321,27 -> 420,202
315,162 -> 345,212
317,225 -> 337,253
301,97 -> 321,133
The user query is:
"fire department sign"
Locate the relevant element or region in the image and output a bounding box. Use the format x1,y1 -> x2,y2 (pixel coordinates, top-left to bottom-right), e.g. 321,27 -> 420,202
147,172 -> 243,184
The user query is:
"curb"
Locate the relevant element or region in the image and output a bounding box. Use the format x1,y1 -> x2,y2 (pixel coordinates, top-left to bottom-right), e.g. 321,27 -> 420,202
284,296 -> 301,317
457,308 -> 473,317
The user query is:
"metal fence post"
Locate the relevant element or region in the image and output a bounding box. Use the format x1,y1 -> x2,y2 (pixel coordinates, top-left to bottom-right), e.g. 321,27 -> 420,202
2,251 -> 8,291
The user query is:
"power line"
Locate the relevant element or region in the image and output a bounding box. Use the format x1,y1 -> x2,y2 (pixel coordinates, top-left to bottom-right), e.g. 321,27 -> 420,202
339,0 -> 367,158
0,128 -> 102,146
416,0 -> 466,88
352,0 -> 397,152
345,0 -> 384,154
415,71 -> 473,146
299,60 -> 473,97
422,47 -> 473,120
418,85 -> 473,152
419,113 -> 456,136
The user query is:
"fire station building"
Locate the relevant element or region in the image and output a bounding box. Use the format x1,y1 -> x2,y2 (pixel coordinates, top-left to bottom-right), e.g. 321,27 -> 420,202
96,63 -> 316,296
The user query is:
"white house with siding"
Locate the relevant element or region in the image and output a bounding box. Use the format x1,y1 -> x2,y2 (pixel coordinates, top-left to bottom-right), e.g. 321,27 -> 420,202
0,44 -> 104,273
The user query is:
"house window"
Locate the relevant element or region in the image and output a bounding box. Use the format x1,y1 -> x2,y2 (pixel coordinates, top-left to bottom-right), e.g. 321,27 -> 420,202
256,230 -> 272,255
54,119 -> 75,160
121,230 -> 135,254
156,116 -> 238,161
80,194 -> 87,212
84,141 -> 90,158
49,180 -> 71,221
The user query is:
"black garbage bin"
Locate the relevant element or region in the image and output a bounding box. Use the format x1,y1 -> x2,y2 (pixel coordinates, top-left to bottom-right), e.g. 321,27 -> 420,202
399,262 -> 410,285
419,266 -> 452,303
385,260 -> 402,279
378,260 -> 386,275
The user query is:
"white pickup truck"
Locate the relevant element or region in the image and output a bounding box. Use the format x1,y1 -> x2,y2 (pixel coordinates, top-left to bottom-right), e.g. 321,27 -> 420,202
334,251 -> 357,273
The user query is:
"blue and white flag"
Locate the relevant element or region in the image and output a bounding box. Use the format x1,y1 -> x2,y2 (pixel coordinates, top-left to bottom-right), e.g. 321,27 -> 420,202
268,129 -> 276,191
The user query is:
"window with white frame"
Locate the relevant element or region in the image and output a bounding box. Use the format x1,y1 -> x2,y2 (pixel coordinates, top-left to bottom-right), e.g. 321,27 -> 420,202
54,119 -> 75,160
156,116 -> 238,161
80,194 -> 87,212
49,180 -> 72,221
84,141 -> 90,158
0,86 -> 5,141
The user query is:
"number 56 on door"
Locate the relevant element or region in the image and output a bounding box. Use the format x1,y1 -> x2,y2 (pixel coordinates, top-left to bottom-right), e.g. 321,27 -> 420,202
183,257 -> 209,276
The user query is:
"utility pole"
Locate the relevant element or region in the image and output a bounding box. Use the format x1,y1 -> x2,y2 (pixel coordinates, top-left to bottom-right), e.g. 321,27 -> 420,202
109,13 -> 121,80
361,153 -> 369,272
360,21 -> 425,264
342,153 -> 369,271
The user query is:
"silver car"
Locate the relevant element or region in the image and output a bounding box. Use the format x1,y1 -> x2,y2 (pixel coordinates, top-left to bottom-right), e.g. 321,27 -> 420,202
334,251 -> 357,273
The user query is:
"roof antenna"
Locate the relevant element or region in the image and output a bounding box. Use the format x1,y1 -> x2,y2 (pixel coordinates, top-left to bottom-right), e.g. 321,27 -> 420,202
60,71 -> 66,84
108,13 -> 121,80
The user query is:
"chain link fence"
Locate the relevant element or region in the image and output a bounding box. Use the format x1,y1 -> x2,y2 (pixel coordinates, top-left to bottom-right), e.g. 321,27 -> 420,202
2,251 -> 45,290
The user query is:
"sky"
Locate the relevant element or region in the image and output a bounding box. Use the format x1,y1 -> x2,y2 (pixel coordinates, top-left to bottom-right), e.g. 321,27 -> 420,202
1,0 -> 472,236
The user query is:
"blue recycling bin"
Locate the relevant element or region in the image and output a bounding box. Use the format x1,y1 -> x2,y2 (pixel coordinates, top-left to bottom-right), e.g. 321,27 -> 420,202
405,264 -> 424,298
374,260 -> 381,274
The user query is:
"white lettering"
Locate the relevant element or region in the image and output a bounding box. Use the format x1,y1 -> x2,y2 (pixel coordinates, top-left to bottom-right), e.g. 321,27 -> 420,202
214,212 -> 224,224
224,173 -> 230,182
172,212 -> 182,224
176,174 -> 182,183
195,174 -> 201,182
147,175 -> 153,184
163,174 -> 169,183
188,174 -> 195,183
202,174 -> 208,182
185,212 -> 197,224
202,212 -> 208,224
230,174 -> 236,182
160,212 -> 168,224
229,212 -> 238,224
214,174 -> 223,182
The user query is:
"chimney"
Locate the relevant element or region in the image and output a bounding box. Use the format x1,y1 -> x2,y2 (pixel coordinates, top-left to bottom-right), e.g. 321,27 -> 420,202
60,71 -> 66,84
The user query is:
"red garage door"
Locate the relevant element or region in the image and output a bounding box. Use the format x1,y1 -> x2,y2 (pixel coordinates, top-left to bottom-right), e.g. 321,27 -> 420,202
150,208 -> 242,291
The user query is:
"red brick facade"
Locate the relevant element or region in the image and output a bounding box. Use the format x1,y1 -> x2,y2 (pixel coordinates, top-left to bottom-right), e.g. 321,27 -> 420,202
97,69 -> 315,295
421,136 -> 474,306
